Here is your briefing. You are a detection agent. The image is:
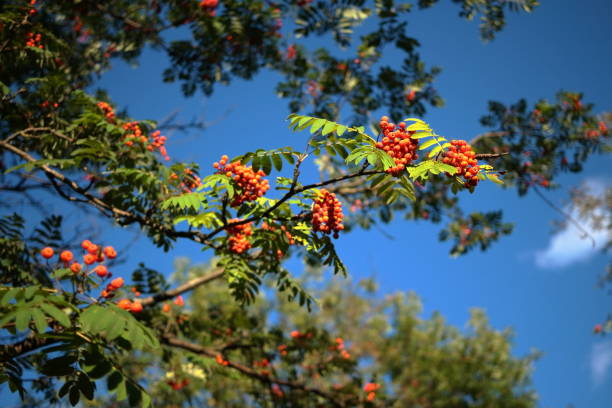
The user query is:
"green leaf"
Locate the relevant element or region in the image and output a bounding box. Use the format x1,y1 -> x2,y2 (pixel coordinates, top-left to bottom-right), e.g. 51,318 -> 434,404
487,173 -> 504,185
336,125 -> 347,137
42,355 -> 77,376
271,154 -> 283,171
15,308 -> 32,332
419,138 -> 441,150
69,385 -> 80,406
77,373 -> 95,400
40,303 -> 71,327
428,144 -> 443,158
310,119 -> 326,134
322,121 -> 336,135
1,287 -> 20,305
31,308 -> 48,333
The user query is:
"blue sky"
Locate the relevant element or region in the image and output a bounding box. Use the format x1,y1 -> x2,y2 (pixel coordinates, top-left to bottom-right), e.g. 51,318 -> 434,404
9,0 -> 611,406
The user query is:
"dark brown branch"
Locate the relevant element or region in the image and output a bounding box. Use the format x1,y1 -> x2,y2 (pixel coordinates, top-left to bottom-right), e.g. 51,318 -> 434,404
162,335 -> 345,407
475,152 -> 509,159
139,268 -> 225,306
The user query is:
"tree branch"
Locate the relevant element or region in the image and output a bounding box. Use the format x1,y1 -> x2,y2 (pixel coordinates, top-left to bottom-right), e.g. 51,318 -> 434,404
139,268 -> 225,306
161,335 -> 346,407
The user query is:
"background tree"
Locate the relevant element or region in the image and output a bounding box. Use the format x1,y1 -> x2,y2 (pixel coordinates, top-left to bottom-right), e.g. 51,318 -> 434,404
0,0 -> 609,406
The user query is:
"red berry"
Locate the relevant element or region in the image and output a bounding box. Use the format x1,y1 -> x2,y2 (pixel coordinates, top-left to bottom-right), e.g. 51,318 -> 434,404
94,265 -> 108,277
60,250 -> 73,263
117,299 -> 131,310
40,247 -> 54,259
110,277 -> 124,290
83,254 -> 96,265
130,302 -> 143,313
70,262 -> 82,274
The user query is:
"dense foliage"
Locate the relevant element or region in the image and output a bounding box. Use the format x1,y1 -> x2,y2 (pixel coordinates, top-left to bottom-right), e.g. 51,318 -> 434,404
0,0 -> 609,406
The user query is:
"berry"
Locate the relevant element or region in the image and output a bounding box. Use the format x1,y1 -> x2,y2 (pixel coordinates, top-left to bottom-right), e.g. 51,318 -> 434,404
130,302 -> 143,313
594,324 -> 603,334
70,262 -> 82,274
87,244 -> 99,255
103,246 -> 117,259
311,190 -> 344,239
40,247 -> 54,259
97,102 -> 115,121
59,250 -> 73,263
94,265 -> 108,277
110,277 -> 124,290
81,240 -> 93,250
117,299 -> 132,310
375,116 -> 419,176
83,254 -> 96,265
441,140 -> 480,188
226,219 -> 253,254
174,296 -> 185,306
364,383 -> 380,393
162,303 -> 171,313
290,330 -> 301,339
213,156 -> 270,206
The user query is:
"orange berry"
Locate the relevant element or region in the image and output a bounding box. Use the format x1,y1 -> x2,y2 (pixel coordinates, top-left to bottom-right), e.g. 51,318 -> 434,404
70,262 -> 82,274
83,254 -> 96,265
87,244 -> 99,255
59,250 -> 73,263
110,277 -> 124,290
81,240 -> 93,250
130,302 -> 143,313
103,246 -> 117,259
117,299 -> 132,310
174,296 -> 184,306
40,247 -> 54,259
94,265 -> 108,277
162,303 -> 171,313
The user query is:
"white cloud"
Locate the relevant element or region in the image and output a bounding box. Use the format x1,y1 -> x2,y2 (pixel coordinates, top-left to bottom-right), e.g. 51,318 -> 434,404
534,179 -> 610,269
591,340 -> 612,386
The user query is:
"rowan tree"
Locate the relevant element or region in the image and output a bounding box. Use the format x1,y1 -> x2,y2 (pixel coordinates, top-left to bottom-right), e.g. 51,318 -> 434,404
0,0 -> 609,407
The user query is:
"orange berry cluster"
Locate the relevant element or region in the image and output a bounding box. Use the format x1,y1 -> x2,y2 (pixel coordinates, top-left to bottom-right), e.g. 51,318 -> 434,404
216,353 -> 230,366
213,155 -> 270,207
101,277 -> 124,299
122,122 -> 170,161
441,140 -> 480,188
40,100 -> 59,109
167,378 -> 190,391
26,32 -> 43,48
261,221 -> 295,245
278,344 -> 288,356
333,337 -> 351,359
226,219 -> 253,254
199,0 -> 218,16
375,116 -> 419,176
117,298 -> 143,313
149,130 -> 170,161
271,384 -> 284,398
27,0 -> 38,15
364,382 -> 381,401
170,168 -> 201,192
311,189 -> 344,239
97,102 -> 115,121
122,121 -> 146,147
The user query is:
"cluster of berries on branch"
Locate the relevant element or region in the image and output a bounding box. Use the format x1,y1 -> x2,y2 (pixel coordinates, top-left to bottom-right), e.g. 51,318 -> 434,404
363,382 -> 381,402
122,122 -> 170,160
311,189 -> 344,238
170,168 -> 201,192
226,219 -> 253,254
213,155 -> 270,207
441,140 -> 480,188
97,102 -> 115,121
25,32 -> 43,48
376,116 -> 419,176
117,298 -> 143,313
199,0 -> 218,16
101,277 -> 124,299
332,337 -> 351,360
27,0 -> 38,15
